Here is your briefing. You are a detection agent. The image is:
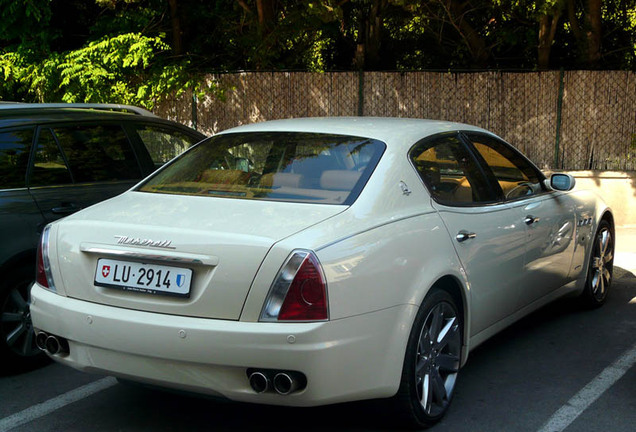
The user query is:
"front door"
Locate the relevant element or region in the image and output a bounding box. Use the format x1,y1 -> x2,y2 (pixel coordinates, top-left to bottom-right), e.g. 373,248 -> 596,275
463,132 -> 577,308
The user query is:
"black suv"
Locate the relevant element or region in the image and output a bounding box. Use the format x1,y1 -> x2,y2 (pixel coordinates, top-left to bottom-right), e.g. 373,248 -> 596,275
0,103 -> 205,371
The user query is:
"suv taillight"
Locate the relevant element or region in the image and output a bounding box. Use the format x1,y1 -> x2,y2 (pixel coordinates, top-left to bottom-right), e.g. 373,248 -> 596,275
36,225 -> 56,292
260,250 -> 328,322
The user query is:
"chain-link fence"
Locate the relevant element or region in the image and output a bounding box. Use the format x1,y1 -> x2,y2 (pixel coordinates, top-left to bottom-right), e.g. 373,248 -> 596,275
154,70 -> 636,171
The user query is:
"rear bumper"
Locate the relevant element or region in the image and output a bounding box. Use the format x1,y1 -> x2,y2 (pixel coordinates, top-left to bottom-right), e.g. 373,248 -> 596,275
30,283 -> 417,406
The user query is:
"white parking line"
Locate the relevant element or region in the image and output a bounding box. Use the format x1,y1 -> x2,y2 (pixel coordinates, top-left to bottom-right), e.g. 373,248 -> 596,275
537,343 -> 636,432
0,377 -> 117,432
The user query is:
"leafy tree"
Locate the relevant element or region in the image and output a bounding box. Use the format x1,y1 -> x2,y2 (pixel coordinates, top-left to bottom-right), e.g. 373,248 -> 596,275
1,0 -> 635,106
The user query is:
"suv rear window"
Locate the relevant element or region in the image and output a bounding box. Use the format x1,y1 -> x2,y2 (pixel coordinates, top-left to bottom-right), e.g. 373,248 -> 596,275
138,132 -> 385,205
135,125 -> 198,166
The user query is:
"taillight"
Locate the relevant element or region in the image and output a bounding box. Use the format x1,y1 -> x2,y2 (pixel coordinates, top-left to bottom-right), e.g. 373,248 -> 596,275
36,225 -> 56,292
260,250 -> 328,322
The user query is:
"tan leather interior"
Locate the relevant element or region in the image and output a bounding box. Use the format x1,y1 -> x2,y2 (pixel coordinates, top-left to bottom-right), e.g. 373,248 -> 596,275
320,170 -> 361,191
259,172 -> 302,189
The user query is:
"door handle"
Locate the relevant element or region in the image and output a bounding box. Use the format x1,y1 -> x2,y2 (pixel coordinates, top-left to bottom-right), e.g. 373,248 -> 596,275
524,215 -> 540,225
456,230 -> 477,243
51,203 -> 81,215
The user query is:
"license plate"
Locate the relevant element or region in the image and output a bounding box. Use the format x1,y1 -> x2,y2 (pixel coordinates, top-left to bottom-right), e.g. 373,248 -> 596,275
95,258 -> 192,298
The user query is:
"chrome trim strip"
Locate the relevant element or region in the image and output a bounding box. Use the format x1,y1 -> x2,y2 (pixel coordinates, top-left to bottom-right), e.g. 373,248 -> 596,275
80,243 -> 218,266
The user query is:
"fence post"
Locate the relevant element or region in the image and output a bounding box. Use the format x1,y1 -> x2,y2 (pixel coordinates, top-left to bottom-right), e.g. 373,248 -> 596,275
191,93 -> 198,131
554,69 -> 565,168
357,70 -> 365,116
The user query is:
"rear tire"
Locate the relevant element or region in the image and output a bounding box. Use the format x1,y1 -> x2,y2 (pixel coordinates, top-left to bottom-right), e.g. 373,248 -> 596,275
0,265 -> 49,374
580,219 -> 614,308
394,289 -> 462,429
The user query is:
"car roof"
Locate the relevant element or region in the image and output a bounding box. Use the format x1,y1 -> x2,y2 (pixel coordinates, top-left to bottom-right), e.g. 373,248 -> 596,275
0,103 -> 157,117
0,104 -> 204,137
219,117 -> 492,149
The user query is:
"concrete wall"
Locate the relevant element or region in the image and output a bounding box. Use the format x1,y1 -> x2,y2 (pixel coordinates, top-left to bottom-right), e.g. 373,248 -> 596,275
560,171 -> 636,227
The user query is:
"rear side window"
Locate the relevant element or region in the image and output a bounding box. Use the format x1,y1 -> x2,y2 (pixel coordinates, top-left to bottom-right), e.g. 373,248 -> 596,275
138,132 -> 385,205
53,124 -> 141,182
135,125 -> 199,166
409,134 -> 497,205
0,128 -> 33,189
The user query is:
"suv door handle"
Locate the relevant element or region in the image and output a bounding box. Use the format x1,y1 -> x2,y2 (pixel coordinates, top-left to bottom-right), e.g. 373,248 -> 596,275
51,203 -> 81,215
456,231 -> 477,243
524,215 -> 540,225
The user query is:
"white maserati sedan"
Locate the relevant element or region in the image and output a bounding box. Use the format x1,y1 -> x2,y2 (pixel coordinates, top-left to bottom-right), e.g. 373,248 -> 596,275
31,117 -> 614,428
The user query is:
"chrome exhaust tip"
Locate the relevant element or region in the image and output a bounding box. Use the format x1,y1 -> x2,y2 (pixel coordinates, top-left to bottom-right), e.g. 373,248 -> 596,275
35,332 -> 48,351
273,372 -> 299,395
45,335 -> 61,355
42,334 -> 69,355
248,372 -> 270,394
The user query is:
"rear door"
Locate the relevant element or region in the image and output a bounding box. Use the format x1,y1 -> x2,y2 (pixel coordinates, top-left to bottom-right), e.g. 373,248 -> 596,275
28,123 -> 144,223
410,133 -> 526,337
0,127 -> 45,262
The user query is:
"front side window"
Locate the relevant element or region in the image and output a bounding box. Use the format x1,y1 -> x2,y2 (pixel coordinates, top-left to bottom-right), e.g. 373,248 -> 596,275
409,134 -> 497,205
138,132 -> 385,205
53,124 -> 141,183
465,133 -> 544,200
0,128 -> 33,189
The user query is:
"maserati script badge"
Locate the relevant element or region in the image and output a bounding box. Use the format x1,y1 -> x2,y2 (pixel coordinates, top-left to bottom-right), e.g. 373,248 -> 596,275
114,235 -> 175,249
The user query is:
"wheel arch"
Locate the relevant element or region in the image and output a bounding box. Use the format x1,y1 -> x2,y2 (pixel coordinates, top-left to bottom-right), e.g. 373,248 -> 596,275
600,209 -> 615,232
0,249 -> 36,289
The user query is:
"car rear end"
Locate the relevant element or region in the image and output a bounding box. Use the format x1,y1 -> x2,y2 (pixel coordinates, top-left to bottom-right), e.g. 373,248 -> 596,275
30,129 -> 419,405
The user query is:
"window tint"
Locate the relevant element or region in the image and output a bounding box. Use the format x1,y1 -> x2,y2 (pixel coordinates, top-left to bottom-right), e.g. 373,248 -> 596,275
136,126 -> 198,165
53,125 -> 141,183
410,135 -> 497,205
138,132 -> 385,205
30,128 -> 73,187
466,134 -> 544,200
0,128 -> 33,189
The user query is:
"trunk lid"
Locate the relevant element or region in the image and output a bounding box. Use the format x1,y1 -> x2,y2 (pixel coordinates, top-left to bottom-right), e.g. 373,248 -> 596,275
55,191 -> 345,320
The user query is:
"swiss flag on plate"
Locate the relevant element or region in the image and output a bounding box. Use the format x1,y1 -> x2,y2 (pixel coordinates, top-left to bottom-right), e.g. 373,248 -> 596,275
102,265 -> 110,278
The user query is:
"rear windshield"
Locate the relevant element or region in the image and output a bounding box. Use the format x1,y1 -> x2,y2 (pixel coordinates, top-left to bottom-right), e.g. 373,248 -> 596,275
137,132 -> 385,205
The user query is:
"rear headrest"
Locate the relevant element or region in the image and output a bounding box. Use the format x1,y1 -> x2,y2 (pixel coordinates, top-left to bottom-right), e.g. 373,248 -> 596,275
260,172 -> 302,188
320,170 -> 361,191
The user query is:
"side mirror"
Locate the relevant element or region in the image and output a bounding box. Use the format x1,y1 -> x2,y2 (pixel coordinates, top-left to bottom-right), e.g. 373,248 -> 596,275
546,173 -> 576,191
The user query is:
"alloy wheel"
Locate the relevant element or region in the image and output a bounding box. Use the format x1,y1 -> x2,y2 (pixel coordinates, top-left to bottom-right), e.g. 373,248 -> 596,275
590,226 -> 613,301
1,282 -> 40,358
414,301 -> 461,417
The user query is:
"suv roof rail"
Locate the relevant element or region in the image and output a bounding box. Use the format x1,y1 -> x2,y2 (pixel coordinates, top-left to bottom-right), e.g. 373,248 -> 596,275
0,103 -> 159,118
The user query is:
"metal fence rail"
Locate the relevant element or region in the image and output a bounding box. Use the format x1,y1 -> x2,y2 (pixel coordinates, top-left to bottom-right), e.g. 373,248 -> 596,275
154,70 -> 636,171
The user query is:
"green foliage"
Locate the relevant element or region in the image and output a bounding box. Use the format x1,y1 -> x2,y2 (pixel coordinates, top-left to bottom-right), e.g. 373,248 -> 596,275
1,0 -> 635,107
0,0 -> 52,48
1,33 -> 217,108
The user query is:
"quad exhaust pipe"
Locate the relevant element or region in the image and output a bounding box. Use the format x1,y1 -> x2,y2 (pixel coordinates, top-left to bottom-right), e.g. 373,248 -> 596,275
35,332 -> 69,356
248,371 -> 270,393
272,372 -> 300,395
247,369 -> 306,395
